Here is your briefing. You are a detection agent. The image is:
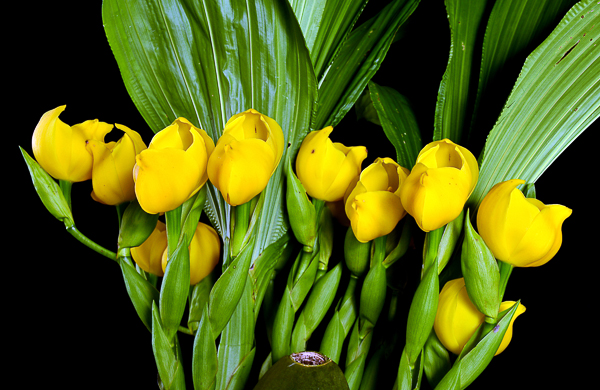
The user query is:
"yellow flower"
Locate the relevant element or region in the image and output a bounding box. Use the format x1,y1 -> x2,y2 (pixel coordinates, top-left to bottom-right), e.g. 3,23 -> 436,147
130,220 -> 167,277
400,139 -> 478,232
32,105 -> 113,182
434,278 -> 526,356
344,157 -> 409,243
476,179 -> 572,267
207,109 -> 284,206
86,124 -> 147,205
161,222 -> 221,285
133,118 -> 215,214
295,126 -> 367,202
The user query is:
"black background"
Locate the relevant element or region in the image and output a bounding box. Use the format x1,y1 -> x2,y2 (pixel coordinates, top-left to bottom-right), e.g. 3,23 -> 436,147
12,1 -> 596,389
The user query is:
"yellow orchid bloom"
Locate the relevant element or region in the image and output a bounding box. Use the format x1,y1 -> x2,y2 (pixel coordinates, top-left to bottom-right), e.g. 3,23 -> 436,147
477,179 -> 572,267
434,278 -> 526,356
295,126 -> 367,202
32,105 -> 112,182
344,157 -> 409,243
86,124 -> 147,205
133,118 -> 215,214
400,139 -> 479,232
131,220 -> 168,277
207,109 -> 284,206
161,222 -> 221,285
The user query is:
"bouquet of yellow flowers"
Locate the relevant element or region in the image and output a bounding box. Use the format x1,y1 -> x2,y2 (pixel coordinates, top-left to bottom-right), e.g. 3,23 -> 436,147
17,0 -> 597,389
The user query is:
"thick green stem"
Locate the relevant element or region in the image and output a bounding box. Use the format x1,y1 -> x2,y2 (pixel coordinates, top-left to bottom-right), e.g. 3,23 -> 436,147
231,201 -> 251,258
66,226 -> 117,261
59,180 -> 72,210
498,260 -> 514,302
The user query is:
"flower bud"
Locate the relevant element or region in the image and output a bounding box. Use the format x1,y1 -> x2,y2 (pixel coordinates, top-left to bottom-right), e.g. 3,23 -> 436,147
434,278 -> 525,356
32,105 -> 113,182
133,118 -> 215,214
131,220 -> 168,277
476,179 -> 572,267
344,157 -> 409,243
161,222 -> 221,285
208,109 -> 284,206
296,126 -> 367,202
86,124 -> 147,205
400,139 -> 478,232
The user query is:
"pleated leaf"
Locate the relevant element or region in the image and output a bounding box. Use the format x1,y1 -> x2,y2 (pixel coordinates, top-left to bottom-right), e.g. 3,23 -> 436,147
434,0 -> 489,144
469,0 -> 578,138
468,0 -> 600,212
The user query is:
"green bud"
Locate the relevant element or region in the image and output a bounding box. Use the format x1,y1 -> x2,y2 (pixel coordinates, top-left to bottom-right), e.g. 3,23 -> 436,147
285,158 -> 317,249
359,261 -> 386,327
21,147 -> 74,227
344,227 -> 371,277
117,199 -> 159,249
437,209 -> 465,273
461,209 -> 500,322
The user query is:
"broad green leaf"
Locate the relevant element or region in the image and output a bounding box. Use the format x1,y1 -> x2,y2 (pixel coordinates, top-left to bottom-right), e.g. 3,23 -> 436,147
315,0 -> 421,129
469,0 -> 577,141
289,0 -> 369,79
368,81 -> 422,169
102,0 -> 317,257
119,254 -> 160,332
468,0 -> 600,213
434,0 -> 489,144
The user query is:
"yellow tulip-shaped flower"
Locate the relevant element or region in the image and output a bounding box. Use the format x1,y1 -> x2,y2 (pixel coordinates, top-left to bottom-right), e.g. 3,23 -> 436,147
434,278 -> 526,356
477,179 -> 572,267
86,124 -> 147,205
400,139 -> 478,232
207,109 -> 284,206
344,157 -> 410,243
295,126 -> 367,202
161,222 -> 221,285
131,220 -> 168,277
133,118 -> 215,214
32,105 -> 113,182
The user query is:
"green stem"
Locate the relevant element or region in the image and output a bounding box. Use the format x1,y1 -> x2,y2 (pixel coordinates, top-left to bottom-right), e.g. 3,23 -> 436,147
498,260 -> 514,302
371,236 -> 387,267
66,225 -> 117,261
231,201 -> 251,258
59,180 -> 73,210
178,325 -> 193,336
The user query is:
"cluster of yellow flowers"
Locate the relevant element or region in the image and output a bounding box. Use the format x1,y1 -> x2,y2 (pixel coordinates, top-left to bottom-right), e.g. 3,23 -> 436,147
32,105 -> 571,358
295,127 -> 571,357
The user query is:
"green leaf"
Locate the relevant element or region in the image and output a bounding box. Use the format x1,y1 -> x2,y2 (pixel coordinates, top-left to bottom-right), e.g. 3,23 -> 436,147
404,262 -> 439,365
434,0 -> 489,144
435,302 -> 521,389
289,0 -> 369,79
368,81 -> 423,169
192,306 -> 218,390
119,254 -> 160,332
460,209 -> 499,321
159,237 -> 191,342
423,330 -> 451,389
152,302 -> 186,389
468,0 -> 600,212
470,0 -> 578,140
117,199 -> 159,249
315,0 -> 421,129
20,147 -> 74,227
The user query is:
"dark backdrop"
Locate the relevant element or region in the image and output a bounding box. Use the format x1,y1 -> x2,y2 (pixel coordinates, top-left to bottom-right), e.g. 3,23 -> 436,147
12,1 -> 595,389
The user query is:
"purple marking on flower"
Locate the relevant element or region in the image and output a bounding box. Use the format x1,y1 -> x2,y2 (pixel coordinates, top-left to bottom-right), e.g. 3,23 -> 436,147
493,324 -> 500,333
